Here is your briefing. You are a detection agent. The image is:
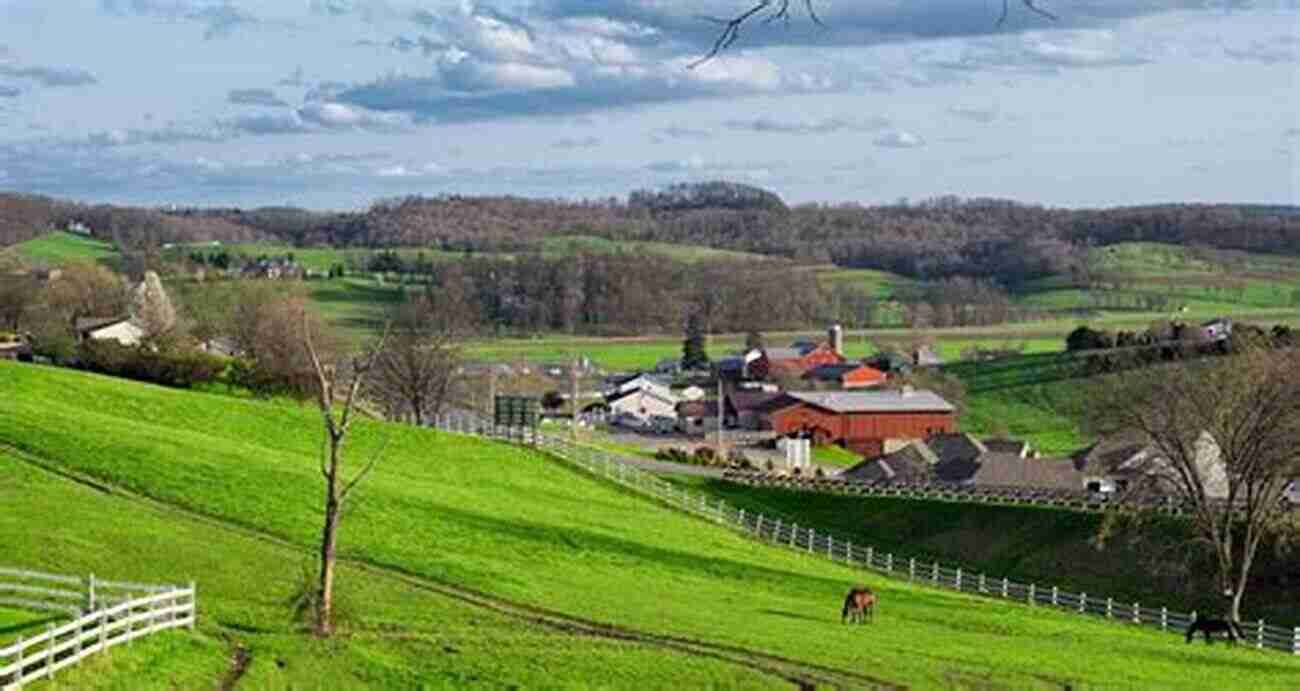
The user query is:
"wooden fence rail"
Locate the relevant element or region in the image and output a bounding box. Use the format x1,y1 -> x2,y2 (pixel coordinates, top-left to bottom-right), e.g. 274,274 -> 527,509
0,567 -> 195,690
433,417 -> 1300,656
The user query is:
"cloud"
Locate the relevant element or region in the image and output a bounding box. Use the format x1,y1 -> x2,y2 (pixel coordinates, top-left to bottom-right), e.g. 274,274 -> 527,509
98,0 -> 260,40
553,136 -> 600,150
278,66 -> 307,87
0,64 -> 97,88
652,125 -> 714,142
723,116 -> 889,134
923,30 -> 1152,77
297,101 -> 412,132
874,130 -> 926,148
374,162 -> 444,178
947,107 -> 999,124
227,88 -> 288,107
1225,35 -> 1299,64
0,85 -> 18,98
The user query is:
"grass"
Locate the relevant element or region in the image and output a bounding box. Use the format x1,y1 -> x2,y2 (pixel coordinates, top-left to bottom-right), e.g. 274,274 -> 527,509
666,478 -> 1300,627
12,232 -> 117,265
811,445 -> 863,468
4,362 -> 1300,688
944,352 -> 1093,455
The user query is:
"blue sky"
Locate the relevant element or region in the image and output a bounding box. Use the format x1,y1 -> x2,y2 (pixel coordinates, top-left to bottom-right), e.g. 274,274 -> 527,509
0,0 -> 1295,209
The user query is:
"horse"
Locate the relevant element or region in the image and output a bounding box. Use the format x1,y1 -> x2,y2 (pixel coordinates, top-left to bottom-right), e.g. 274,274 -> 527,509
841,586 -> 876,624
1185,615 -> 1243,645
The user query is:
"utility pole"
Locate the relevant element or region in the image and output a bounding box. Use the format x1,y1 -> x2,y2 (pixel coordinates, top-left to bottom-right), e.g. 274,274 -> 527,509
571,355 -> 580,441
489,369 -> 497,428
716,376 -> 725,456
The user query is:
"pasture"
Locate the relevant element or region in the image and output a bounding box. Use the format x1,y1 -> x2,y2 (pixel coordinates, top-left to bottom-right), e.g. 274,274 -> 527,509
10,232 -> 118,265
3,362 -> 1298,689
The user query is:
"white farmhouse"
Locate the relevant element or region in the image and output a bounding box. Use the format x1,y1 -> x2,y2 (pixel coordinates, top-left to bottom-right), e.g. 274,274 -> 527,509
606,387 -> 678,428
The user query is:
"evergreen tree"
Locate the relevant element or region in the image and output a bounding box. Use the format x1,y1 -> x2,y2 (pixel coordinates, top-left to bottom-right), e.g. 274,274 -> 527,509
682,313 -> 710,370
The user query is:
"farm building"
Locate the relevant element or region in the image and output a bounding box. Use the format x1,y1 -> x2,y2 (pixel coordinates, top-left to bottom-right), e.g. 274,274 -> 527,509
725,390 -> 787,430
606,387 -> 678,428
803,363 -> 887,389
606,373 -> 673,400
1072,431 -> 1228,498
75,316 -> 145,347
764,389 -> 956,456
676,399 -> 721,434
842,435 -> 1078,490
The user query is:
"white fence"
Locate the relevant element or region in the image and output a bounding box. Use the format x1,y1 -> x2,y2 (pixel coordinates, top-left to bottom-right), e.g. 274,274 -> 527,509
0,567 -> 196,690
432,417 -> 1300,655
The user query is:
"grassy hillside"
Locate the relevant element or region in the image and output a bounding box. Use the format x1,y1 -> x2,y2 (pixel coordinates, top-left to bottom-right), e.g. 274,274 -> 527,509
675,479 -> 1300,628
11,232 -> 117,265
1,452 -> 772,690
944,352 -> 1092,455
3,362 -> 1298,689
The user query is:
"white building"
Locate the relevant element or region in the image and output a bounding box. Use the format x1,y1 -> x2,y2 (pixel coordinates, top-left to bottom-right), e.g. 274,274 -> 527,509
75,317 -> 145,347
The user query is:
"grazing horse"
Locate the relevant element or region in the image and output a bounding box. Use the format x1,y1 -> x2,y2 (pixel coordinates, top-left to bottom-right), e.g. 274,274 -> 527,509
1185,615 -> 1243,645
841,586 -> 876,624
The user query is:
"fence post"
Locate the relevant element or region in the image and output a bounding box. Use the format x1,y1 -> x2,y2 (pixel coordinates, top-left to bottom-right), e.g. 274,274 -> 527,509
15,634 -> 23,682
755,514 -> 763,536
189,581 -> 197,629
846,540 -> 852,564
909,558 -> 915,582
1132,602 -> 1139,625
45,624 -> 54,679
1002,578 -> 1009,598
1029,583 -> 1036,606
790,524 -> 798,548
1105,598 -> 1113,619
87,572 -> 96,612
979,573 -> 986,594
1256,620 -> 1264,650
99,608 -> 107,649
886,553 -> 894,572
1161,607 -> 1168,631
826,535 -> 833,558
738,508 -> 746,529
866,546 -> 874,567
1079,593 -> 1087,614
1293,626 -> 1299,655
808,528 -> 815,553
931,561 -> 939,585
1051,586 -> 1059,607
956,568 -> 963,591
774,518 -> 782,540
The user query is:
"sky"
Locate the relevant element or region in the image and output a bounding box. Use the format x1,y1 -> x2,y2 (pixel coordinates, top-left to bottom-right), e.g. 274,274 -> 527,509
0,0 -> 1295,210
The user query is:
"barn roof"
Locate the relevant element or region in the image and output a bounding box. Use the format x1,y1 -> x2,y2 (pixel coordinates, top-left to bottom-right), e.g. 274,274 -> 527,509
786,390 -> 955,414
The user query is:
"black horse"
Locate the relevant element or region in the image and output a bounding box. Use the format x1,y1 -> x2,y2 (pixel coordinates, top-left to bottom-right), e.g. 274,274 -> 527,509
1185,615 -> 1243,645
841,586 -> 876,624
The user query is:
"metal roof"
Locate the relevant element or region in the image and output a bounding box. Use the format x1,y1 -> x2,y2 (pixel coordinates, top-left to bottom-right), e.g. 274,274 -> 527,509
786,390 -> 955,414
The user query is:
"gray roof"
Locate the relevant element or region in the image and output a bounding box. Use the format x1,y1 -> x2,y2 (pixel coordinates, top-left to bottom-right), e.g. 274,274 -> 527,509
787,390 -> 955,414
927,433 -> 987,464
971,454 -> 1082,490
763,347 -> 804,361
983,438 -> 1031,457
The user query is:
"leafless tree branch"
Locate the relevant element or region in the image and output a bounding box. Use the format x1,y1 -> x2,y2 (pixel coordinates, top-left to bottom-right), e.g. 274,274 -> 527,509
693,0 -> 1056,68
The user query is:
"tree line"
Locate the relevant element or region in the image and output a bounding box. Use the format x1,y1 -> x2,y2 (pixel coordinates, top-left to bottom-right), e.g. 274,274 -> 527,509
6,186 -> 1299,288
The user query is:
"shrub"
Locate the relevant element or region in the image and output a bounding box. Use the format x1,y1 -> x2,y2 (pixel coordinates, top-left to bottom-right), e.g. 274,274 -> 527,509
693,446 -> 717,465
78,341 -> 225,389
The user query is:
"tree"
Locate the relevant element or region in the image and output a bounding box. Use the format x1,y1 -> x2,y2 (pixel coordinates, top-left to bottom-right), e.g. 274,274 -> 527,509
131,271 -> 178,346
0,274 -> 38,332
682,312 -> 710,371
1066,326 -> 1114,352
1088,343 -> 1300,622
691,0 -> 1056,66
367,294 -> 463,425
301,310 -> 389,637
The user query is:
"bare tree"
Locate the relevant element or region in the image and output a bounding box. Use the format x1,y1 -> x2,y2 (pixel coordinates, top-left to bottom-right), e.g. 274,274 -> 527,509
368,295 -> 462,425
301,311 -> 389,637
1088,342 -> 1300,622
691,0 -> 1056,67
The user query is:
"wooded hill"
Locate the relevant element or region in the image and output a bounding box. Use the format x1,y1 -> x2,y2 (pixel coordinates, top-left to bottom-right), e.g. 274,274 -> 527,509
5,185 -> 1299,287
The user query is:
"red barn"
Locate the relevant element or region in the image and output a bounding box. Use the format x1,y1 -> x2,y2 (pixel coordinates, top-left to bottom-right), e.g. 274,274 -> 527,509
765,389 -> 957,457
750,342 -> 844,380
804,363 -> 887,389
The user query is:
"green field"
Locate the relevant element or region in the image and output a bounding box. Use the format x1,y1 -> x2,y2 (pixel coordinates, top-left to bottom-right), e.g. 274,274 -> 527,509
4,362 -> 1299,688
11,232 -> 118,265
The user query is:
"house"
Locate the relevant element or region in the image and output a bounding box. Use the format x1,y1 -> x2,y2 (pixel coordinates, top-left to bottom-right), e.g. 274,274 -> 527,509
75,317 -> 145,347
606,373 -> 673,400
606,387 -> 678,428
841,442 -> 938,483
676,399 -> 721,434
762,389 -> 957,456
1072,432 -> 1228,499
803,363 -> 887,390
725,390 -> 786,430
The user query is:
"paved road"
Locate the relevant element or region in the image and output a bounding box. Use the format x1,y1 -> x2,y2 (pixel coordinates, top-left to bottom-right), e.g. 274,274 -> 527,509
611,456 -> 728,478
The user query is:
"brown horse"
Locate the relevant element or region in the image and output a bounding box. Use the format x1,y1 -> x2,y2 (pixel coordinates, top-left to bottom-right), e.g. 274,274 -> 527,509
841,586 -> 876,624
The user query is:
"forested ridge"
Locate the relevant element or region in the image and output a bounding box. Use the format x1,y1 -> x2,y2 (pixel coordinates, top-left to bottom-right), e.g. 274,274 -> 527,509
5,184 -> 1300,286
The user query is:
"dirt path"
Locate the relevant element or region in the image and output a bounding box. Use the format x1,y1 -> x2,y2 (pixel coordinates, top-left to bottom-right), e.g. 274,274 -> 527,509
5,444 -> 902,690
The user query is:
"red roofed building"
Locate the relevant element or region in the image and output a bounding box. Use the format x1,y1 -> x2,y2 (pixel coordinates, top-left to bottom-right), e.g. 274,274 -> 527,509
764,389 -> 957,457
803,363 -> 887,389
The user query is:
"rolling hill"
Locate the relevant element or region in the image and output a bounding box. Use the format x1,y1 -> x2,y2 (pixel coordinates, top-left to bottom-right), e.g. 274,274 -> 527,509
3,361 -> 1298,689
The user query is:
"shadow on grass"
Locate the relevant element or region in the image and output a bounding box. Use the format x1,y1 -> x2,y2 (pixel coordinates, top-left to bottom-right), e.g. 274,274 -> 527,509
0,614 -> 64,636
758,609 -> 829,625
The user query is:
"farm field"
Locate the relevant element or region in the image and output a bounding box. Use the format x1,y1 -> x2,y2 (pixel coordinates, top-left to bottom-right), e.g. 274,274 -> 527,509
3,362 -> 1299,689
9,232 -> 118,265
